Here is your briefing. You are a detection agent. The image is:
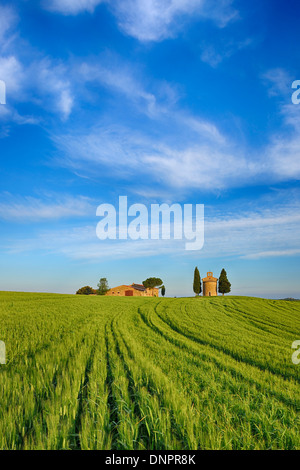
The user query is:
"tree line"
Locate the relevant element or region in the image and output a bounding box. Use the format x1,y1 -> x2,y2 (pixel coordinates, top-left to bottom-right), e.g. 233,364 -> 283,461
76,278 -> 110,296
76,277 -> 166,296
193,268 -> 231,296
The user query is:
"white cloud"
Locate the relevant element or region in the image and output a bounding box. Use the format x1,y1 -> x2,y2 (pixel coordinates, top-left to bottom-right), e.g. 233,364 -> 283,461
43,0 -> 105,15
0,6 -> 74,121
42,0 -> 238,41
258,69 -> 300,182
33,59 -> 74,119
267,135 -> 300,180
0,55 -> 74,120
0,5 -> 17,45
264,103 -> 300,181
202,201 -> 300,261
0,194 -> 94,221
51,63 -> 300,193
200,38 -> 253,68
0,108 -> 40,127
52,57 -> 245,191
200,45 -> 223,68
79,61 -> 159,117
242,249 -> 300,260
0,56 -> 41,126
4,196 -> 300,262
111,0 -> 238,42
263,68 -> 293,98
143,145 -> 249,189
52,123 -> 248,191
0,56 -> 24,94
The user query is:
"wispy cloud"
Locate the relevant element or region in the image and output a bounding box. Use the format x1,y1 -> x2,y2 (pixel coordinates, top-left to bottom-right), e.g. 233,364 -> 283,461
4,193 -> 300,262
50,54 -> 247,192
2,6 -> 299,196
48,62 -> 300,193
111,0 -> 238,42
0,55 -> 74,121
0,56 -> 24,94
42,0 -> 105,15
32,59 -> 74,119
200,38 -> 253,68
262,68 -> 293,98
52,121 -> 249,192
42,0 -> 238,42
242,249 -> 300,260
0,5 -> 17,46
200,45 -> 223,68
0,194 -> 94,221
54,119 -> 300,194
0,7 -> 74,122
205,208 -> 300,259
79,60 -> 160,117
262,70 -> 300,181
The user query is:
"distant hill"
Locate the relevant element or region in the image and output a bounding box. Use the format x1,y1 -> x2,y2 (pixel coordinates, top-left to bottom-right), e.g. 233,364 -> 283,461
281,297 -> 300,301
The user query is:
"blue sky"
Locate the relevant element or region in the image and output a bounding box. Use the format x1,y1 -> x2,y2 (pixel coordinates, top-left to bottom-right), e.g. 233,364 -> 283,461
0,0 -> 300,297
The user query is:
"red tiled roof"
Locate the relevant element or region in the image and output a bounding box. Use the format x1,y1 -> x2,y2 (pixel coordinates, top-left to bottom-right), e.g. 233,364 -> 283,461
131,283 -> 146,291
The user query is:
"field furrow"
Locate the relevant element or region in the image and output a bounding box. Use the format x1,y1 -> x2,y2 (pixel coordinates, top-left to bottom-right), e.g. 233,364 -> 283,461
0,292 -> 299,449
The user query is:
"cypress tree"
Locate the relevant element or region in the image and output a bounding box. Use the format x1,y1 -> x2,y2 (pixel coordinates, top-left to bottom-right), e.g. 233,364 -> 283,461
193,267 -> 201,296
218,269 -> 231,295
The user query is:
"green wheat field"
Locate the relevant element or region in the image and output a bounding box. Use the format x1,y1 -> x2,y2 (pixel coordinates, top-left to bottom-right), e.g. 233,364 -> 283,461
0,292 -> 299,450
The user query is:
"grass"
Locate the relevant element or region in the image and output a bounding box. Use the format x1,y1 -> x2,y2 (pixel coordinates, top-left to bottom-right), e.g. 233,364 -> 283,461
0,292 -> 299,449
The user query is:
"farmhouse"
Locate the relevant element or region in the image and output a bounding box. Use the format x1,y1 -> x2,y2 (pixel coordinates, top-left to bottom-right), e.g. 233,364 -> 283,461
106,283 -> 159,297
203,272 -> 218,297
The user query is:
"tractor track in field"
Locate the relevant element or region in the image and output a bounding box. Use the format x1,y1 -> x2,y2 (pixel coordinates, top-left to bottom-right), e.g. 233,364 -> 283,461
110,314 -> 190,449
152,302 -> 300,385
72,330 -> 99,449
6,336 -> 86,449
135,303 -> 300,411
2,293 -> 300,450
8,316 -> 95,369
110,317 -> 155,448
104,320 -> 121,449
